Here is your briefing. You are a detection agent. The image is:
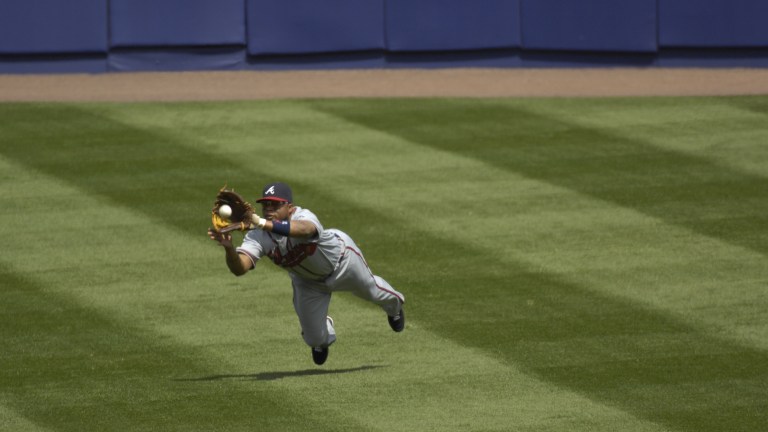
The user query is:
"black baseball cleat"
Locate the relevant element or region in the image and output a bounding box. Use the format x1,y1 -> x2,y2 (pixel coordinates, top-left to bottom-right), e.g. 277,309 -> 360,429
312,347 -> 329,365
388,307 -> 405,332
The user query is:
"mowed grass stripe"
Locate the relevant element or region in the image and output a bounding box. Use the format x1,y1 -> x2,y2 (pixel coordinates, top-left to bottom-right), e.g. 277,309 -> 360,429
521,96 -> 768,180
0,399 -> 55,432
0,103 -> 243,237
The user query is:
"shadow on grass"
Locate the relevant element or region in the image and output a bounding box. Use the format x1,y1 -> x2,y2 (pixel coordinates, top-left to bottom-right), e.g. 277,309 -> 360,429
175,365 -> 386,382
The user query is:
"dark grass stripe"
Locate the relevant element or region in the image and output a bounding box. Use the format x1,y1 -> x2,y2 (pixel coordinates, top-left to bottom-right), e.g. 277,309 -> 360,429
2,101 -> 767,431
0,264 -> 349,432
0,103 -> 250,236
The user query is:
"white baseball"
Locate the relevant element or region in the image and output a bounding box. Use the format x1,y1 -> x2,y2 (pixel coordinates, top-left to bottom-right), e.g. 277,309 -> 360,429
218,204 -> 232,219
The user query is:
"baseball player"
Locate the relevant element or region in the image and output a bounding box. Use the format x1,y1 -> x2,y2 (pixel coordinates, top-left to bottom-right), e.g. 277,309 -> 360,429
207,182 -> 405,365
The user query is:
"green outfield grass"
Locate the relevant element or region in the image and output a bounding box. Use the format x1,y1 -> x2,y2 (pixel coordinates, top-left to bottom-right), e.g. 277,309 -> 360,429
1,96 -> 767,431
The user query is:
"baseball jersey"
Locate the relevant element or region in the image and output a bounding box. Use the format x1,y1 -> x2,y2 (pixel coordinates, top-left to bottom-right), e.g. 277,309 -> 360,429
236,207 -> 343,281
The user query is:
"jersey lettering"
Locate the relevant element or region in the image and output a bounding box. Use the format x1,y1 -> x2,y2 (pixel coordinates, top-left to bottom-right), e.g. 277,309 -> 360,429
269,242 -> 318,268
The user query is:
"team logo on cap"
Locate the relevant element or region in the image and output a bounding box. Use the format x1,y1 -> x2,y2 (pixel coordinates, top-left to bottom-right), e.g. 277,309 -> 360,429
265,186 -> 276,195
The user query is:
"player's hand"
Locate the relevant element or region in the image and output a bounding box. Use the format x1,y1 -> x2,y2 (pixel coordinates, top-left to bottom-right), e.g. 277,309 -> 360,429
250,212 -> 267,230
207,228 -> 233,248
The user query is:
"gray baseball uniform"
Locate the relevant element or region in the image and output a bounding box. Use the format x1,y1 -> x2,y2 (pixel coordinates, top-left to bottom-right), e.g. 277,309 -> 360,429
236,206 -> 405,349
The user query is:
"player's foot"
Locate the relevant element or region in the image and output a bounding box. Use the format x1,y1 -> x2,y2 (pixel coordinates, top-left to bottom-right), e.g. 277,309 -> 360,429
388,307 -> 405,332
311,316 -> 333,365
312,347 -> 329,365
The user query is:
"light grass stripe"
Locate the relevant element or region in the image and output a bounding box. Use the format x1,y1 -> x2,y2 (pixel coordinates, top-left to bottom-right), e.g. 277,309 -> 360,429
0,403 -> 53,432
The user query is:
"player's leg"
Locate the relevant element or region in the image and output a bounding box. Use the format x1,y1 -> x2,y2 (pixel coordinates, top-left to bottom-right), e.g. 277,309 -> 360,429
350,272 -> 404,317
291,278 -> 336,364
327,231 -> 405,320
368,274 -> 406,332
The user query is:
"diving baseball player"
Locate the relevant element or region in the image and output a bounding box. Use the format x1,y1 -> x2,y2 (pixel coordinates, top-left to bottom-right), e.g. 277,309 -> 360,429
207,182 -> 405,365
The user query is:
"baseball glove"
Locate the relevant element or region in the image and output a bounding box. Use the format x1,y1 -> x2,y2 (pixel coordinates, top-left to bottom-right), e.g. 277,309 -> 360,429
211,187 -> 256,233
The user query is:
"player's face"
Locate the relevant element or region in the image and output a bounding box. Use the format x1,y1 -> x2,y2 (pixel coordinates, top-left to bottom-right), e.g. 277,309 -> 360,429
261,200 -> 292,221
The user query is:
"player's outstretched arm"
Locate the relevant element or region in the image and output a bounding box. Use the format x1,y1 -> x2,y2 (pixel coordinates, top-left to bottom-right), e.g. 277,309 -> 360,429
262,219 -> 317,238
207,228 -> 252,276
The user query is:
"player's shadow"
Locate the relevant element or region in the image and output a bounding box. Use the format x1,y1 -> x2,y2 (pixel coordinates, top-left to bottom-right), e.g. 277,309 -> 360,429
175,365 -> 385,382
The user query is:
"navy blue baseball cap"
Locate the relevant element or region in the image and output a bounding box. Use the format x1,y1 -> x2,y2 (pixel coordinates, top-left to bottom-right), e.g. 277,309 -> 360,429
257,182 -> 293,203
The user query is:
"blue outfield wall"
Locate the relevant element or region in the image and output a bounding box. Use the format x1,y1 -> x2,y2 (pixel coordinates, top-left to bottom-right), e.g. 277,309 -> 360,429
110,0 -> 246,48
521,0 -> 657,53
386,0 -> 521,52
247,0 -> 385,55
658,0 -> 768,47
0,0 -> 107,55
2,0 -> 768,73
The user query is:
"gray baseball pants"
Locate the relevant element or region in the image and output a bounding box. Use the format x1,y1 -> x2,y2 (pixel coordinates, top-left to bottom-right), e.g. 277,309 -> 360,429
291,229 -> 405,348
